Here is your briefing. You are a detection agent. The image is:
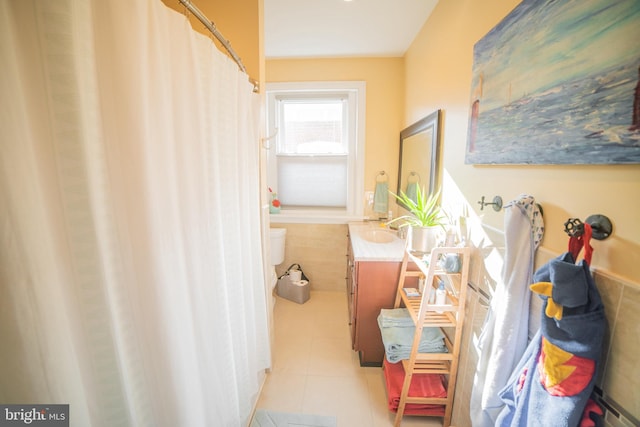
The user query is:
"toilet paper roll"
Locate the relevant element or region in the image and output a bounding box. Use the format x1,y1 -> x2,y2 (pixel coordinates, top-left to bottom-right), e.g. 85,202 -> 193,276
292,279 -> 308,287
289,270 -> 302,281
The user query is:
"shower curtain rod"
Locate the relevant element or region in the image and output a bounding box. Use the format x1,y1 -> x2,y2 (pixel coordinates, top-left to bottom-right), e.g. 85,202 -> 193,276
178,0 -> 258,91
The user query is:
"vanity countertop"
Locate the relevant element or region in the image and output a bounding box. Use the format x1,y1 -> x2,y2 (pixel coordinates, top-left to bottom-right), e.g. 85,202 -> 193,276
348,222 -> 407,262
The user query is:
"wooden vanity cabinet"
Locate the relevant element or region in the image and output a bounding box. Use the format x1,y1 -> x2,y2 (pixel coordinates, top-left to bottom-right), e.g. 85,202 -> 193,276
347,236 -> 418,366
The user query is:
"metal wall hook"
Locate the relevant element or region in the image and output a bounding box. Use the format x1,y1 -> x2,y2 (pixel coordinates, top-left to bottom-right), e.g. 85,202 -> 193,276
477,195 -> 503,212
564,218 -> 584,237
586,214 -> 613,240
564,214 -> 613,240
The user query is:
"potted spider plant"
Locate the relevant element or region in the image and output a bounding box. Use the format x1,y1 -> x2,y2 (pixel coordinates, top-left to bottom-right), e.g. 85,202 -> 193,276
387,186 -> 446,253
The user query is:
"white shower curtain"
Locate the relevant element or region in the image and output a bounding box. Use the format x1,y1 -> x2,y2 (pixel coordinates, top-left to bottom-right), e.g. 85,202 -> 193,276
0,1 -> 269,426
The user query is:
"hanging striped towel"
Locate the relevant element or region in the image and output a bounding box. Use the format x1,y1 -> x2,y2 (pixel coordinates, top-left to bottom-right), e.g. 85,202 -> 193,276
405,182 -> 418,204
373,181 -> 388,213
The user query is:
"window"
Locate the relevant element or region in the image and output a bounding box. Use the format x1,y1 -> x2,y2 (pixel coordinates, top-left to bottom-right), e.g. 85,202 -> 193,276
266,81 -> 365,223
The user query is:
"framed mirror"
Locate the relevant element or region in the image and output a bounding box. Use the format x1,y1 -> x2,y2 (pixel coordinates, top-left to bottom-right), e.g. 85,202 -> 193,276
397,110 -> 443,210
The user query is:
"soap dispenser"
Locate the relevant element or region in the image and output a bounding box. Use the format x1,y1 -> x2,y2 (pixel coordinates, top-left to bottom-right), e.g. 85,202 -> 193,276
268,187 -> 281,214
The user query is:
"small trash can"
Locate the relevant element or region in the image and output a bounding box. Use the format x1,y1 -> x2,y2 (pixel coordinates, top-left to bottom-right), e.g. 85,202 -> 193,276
276,264 -> 310,304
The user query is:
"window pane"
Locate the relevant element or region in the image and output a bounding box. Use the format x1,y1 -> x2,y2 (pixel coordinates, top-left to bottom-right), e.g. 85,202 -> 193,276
277,156 -> 348,207
280,100 -> 346,154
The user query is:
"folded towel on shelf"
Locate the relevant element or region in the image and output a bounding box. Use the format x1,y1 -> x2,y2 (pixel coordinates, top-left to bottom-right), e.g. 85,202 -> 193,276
373,181 -> 388,213
378,308 -> 415,328
383,359 -> 446,415
377,311 -> 447,363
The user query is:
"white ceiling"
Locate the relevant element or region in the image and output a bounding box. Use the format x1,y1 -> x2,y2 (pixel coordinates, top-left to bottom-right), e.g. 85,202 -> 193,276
264,0 -> 439,59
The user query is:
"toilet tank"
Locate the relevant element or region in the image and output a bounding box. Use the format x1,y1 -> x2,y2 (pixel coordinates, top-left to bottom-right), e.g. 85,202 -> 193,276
269,228 -> 286,266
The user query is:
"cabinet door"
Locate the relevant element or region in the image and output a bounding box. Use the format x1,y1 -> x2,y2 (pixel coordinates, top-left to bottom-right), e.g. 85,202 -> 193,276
354,261 -> 401,366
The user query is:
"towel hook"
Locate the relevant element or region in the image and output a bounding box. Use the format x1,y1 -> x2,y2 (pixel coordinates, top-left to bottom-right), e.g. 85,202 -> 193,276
564,214 -> 612,240
376,171 -> 388,182
477,195 -> 503,212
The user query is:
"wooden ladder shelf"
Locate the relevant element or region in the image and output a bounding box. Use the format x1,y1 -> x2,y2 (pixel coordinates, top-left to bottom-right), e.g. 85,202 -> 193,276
390,246 -> 471,427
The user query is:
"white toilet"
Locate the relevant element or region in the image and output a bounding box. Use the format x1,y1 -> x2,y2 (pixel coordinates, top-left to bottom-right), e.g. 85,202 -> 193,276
269,228 -> 286,293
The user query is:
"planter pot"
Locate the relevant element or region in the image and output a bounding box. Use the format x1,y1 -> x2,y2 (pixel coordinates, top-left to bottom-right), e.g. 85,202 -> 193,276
408,226 -> 441,254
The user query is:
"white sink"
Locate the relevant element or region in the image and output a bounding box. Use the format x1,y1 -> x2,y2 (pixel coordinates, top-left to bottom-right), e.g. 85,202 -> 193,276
361,229 -> 397,243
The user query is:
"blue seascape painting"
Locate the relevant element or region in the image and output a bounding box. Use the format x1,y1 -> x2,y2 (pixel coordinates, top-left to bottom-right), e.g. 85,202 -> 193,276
465,0 -> 640,164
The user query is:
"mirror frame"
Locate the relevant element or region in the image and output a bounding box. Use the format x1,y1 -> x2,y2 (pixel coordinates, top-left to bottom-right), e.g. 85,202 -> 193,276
396,109 -> 443,210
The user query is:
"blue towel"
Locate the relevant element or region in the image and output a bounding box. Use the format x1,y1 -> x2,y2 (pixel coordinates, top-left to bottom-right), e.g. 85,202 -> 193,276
378,308 -> 414,328
377,310 -> 447,363
373,182 -> 388,213
405,182 -> 418,204
495,251 -> 606,427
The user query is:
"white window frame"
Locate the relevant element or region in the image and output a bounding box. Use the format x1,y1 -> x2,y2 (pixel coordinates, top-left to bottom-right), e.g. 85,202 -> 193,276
266,81 -> 366,224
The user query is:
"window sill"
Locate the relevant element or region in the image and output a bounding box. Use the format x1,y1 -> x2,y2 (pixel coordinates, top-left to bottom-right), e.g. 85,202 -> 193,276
269,210 -> 365,225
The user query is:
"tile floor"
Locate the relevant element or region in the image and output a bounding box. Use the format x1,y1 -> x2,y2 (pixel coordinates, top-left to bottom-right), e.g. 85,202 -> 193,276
255,291 -> 443,427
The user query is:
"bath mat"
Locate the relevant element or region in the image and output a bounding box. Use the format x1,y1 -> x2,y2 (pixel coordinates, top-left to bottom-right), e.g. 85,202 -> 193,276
250,409 -> 337,427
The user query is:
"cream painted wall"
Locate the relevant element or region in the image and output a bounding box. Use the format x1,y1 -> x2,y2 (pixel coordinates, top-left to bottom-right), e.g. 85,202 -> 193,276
405,0 -> 640,284
161,0 -> 262,85
266,57 -> 405,209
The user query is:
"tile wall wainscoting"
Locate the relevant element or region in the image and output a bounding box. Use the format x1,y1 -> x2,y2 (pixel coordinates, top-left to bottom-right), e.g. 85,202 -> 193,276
274,224 -> 349,292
